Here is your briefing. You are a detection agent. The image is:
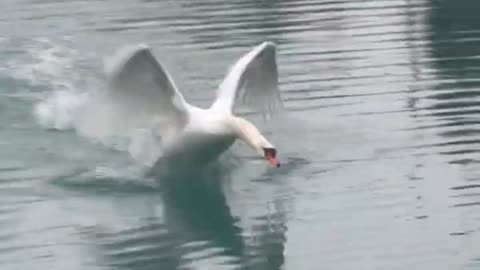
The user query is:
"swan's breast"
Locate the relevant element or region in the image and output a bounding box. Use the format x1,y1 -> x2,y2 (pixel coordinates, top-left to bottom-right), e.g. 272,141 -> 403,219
157,131 -> 235,169
152,108 -> 236,170
182,132 -> 235,160
148,132 -> 235,178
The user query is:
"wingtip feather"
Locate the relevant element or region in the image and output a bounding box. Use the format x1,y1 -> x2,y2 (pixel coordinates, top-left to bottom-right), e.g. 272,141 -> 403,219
104,43 -> 154,78
261,41 -> 276,48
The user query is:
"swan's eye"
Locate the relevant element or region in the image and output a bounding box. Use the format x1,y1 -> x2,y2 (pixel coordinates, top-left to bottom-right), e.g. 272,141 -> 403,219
263,148 -> 280,167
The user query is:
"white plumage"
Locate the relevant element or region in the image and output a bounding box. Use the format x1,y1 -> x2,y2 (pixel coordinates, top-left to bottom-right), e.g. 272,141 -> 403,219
103,41 -> 283,169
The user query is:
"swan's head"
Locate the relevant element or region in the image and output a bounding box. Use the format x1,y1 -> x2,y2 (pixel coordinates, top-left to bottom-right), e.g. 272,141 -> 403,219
228,116 -> 280,168
263,147 -> 280,168
247,139 -> 280,168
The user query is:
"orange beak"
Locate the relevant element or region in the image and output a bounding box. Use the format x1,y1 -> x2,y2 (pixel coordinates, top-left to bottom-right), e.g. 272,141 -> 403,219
268,157 -> 280,167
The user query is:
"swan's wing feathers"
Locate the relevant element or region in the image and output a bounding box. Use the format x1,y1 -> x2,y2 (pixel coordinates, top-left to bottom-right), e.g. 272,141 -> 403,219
104,44 -> 188,131
212,42 -> 283,119
107,44 -> 187,117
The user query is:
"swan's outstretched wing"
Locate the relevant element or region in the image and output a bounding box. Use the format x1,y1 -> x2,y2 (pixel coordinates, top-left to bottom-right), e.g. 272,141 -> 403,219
211,42 -> 283,119
104,44 -> 189,132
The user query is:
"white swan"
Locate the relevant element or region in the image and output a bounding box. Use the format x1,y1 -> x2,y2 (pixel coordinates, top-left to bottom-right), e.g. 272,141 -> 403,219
104,41 -> 283,169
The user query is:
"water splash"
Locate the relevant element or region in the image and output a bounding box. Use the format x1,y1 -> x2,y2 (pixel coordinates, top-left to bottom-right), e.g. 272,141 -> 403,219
34,90 -> 88,130
34,89 -> 168,166
15,39 -> 167,167
5,37 -> 79,89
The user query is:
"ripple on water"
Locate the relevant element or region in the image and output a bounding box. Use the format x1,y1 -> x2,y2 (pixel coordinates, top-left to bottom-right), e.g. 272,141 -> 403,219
2,0 -> 480,269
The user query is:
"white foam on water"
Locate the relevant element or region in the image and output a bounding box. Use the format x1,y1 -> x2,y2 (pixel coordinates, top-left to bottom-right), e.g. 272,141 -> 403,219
34,86 -> 166,167
5,38 -> 78,89
18,38 -> 167,167
34,90 -> 87,130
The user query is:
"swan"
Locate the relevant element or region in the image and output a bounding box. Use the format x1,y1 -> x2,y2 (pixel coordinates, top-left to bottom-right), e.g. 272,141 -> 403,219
104,41 -> 283,169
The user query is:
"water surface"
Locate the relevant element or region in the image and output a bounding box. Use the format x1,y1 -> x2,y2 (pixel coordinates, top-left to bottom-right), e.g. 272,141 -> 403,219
1,0 -> 480,269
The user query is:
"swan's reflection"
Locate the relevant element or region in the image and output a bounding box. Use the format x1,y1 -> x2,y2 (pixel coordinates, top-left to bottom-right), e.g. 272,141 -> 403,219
85,158 -> 288,270
158,161 -> 245,260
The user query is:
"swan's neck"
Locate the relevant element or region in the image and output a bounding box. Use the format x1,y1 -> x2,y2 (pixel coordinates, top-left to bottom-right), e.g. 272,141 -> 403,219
228,116 -> 273,155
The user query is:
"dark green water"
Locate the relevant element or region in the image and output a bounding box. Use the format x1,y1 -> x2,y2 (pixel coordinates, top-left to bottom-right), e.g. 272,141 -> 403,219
1,0 -> 480,269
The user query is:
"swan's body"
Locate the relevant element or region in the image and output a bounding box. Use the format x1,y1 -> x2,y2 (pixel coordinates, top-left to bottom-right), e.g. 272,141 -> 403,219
105,41 -> 283,169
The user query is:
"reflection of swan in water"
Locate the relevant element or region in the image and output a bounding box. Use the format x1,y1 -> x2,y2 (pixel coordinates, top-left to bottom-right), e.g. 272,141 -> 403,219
159,169 -> 289,269
92,170 -> 246,268
160,168 -> 245,259
97,41 -> 283,172
79,164 -> 288,269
